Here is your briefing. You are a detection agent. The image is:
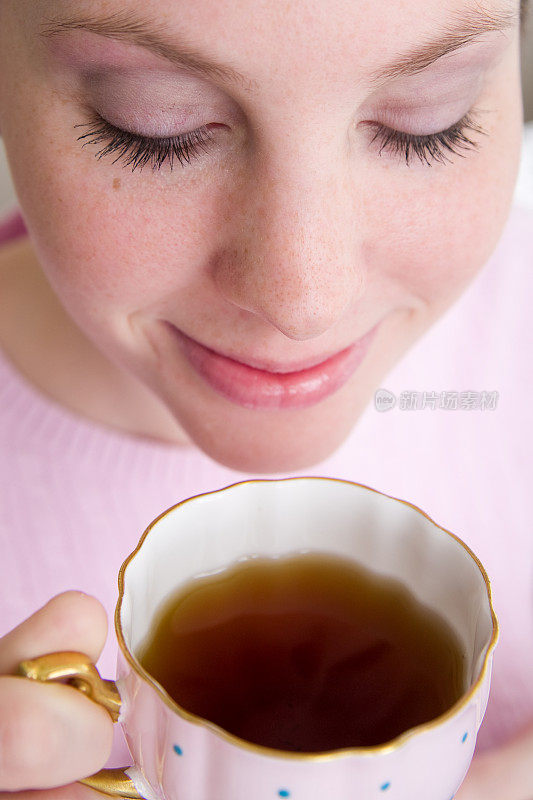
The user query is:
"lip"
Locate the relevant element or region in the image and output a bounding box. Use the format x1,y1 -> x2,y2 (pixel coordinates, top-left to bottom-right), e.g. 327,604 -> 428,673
165,324 -> 378,410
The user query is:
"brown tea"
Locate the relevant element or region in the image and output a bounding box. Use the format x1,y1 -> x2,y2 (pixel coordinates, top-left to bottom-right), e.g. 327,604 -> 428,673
138,552 -> 466,752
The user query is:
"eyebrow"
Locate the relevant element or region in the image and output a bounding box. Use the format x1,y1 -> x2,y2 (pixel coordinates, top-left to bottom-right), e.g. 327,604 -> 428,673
41,11 -> 256,90
370,6 -> 518,84
41,5 -> 519,91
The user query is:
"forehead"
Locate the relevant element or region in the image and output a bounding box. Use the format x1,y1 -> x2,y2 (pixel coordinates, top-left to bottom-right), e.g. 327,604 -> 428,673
34,0 -> 518,99
43,0 -> 517,52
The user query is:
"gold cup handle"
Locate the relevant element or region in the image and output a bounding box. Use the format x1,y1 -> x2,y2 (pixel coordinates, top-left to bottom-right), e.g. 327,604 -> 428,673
17,651 -> 145,798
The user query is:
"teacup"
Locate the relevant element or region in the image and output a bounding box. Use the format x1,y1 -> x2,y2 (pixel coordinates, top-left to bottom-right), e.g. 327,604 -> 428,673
18,477 -> 498,800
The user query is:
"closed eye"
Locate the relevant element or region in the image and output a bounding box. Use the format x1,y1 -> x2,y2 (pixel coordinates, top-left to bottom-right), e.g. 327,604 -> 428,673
365,110 -> 487,166
75,113 -> 216,171
75,108 -> 488,173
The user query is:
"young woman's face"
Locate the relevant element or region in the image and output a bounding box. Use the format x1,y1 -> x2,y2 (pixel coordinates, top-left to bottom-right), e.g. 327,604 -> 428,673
0,0 -> 523,472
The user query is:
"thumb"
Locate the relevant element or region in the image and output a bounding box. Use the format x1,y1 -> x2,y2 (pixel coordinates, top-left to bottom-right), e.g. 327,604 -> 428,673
0,592 -> 113,792
0,782 -> 118,800
0,591 -> 108,674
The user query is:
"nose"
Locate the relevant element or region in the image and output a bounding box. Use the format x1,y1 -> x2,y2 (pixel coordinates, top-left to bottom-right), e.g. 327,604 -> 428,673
213,163 -> 365,341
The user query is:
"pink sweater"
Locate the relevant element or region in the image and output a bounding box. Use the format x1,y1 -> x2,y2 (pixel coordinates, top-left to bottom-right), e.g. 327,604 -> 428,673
0,195 -> 532,768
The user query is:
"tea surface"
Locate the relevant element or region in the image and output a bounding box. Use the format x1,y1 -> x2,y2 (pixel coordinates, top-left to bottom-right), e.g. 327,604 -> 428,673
138,552 -> 466,752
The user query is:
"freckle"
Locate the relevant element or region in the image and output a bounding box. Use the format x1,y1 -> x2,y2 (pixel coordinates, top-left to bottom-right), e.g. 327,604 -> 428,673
113,178 -> 121,190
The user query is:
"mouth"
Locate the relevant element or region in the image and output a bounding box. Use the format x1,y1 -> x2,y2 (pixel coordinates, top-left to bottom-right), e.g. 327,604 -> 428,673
164,324 -> 378,410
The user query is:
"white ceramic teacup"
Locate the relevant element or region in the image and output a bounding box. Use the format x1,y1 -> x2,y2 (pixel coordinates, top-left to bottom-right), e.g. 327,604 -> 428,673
19,478 -> 498,800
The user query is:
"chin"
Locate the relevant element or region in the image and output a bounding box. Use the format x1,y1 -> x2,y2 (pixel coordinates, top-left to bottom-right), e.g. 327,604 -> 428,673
181,422 -> 354,474
161,388 -> 365,475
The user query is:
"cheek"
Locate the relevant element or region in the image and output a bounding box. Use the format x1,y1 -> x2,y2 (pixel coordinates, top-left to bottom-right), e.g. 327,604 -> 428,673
364,160 -> 515,318
365,91 -> 522,315
8,122 -> 230,328
1,64 -> 235,331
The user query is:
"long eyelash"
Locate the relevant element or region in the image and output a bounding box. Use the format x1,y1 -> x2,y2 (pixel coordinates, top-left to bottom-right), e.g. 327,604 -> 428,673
370,112 -> 488,167
74,115 -> 215,172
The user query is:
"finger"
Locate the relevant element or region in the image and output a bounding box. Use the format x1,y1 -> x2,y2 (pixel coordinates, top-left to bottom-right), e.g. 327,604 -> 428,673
0,592 -> 108,674
0,676 -> 113,791
0,781 -> 110,800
